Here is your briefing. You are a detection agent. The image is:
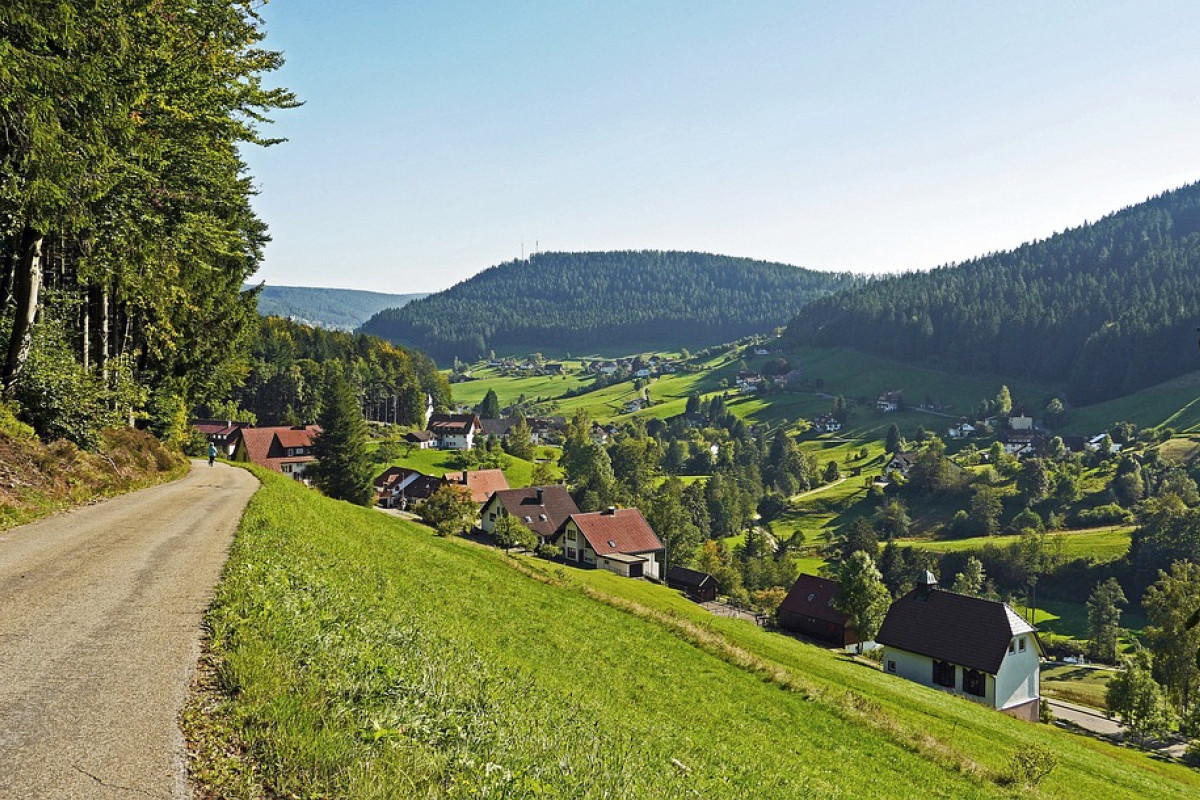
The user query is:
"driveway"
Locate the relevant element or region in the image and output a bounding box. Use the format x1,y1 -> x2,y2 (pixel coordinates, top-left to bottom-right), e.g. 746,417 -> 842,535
0,461 -> 258,799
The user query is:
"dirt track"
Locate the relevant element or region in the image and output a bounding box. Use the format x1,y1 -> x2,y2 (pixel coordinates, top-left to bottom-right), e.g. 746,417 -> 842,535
0,460 -> 258,799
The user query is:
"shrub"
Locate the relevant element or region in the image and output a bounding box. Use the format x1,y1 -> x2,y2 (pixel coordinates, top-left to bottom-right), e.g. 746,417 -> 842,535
1005,744 -> 1058,789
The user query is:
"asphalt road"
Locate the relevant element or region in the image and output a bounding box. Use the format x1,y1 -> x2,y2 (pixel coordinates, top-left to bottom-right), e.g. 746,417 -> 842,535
0,461 -> 258,799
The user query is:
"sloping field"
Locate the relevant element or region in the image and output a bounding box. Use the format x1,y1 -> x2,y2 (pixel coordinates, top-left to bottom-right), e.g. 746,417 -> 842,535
189,469 -> 1200,798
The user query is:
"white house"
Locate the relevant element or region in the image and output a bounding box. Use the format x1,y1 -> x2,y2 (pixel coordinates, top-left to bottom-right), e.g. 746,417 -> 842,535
876,573 -> 1043,721
555,507 -> 664,580
877,391 -> 902,413
947,421 -> 976,439
427,413 -> 482,450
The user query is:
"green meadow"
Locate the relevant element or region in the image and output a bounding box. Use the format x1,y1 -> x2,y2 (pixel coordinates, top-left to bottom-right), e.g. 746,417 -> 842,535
188,470 -> 1200,799
901,526 -> 1135,564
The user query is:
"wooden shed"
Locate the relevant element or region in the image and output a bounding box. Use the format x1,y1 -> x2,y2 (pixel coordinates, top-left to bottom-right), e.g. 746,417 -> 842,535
666,566 -> 719,602
777,573 -> 857,648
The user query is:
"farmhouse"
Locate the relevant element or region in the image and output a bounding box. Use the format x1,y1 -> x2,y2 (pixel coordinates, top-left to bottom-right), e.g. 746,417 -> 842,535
556,507 -> 664,579
876,390 -> 903,413
884,451 -> 918,480
947,420 -> 976,440
442,468 -> 510,504
192,418 -> 251,457
479,418 -> 516,439
876,574 -> 1043,721
427,413 -> 482,450
232,425 -> 321,479
777,573 -> 856,648
404,430 -> 437,449
374,467 -> 441,509
479,485 -> 580,545
666,566 -> 719,602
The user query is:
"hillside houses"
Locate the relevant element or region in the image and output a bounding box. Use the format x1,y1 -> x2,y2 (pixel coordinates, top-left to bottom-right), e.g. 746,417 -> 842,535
777,574 -> 856,648
877,390 -> 903,413
480,486 -> 580,546
442,468 -> 510,503
232,425 -> 322,479
557,507 -> 664,579
192,418 -> 251,457
877,573 -> 1043,721
812,415 -> 842,434
428,414 -> 482,450
374,467 -> 441,509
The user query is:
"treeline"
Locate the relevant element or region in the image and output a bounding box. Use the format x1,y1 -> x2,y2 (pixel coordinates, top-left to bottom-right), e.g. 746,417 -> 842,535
1,2 -> 294,446
361,251 -> 856,362
783,182 -> 1200,404
224,317 -> 451,427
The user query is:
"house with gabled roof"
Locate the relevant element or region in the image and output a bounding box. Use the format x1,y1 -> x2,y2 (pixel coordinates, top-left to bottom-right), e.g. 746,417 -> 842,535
876,573 -> 1044,721
479,485 -> 580,545
192,418 -> 251,456
877,390 -> 903,413
555,507 -> 664,579
374,467 -> 440,509
441,468 -> 510,504
232,425 -> 322,479
404,429 -> 437,449
777,573 -> 856,648
427,413 -> 482,450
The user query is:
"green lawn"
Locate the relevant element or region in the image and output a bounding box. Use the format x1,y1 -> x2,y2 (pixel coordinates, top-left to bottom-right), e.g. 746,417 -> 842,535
1061,371 -> 1200,435
372,445 -> 561,488
189,470 -> 1200,798
900,526 -> 1134,564
1040,664 -> 1115,709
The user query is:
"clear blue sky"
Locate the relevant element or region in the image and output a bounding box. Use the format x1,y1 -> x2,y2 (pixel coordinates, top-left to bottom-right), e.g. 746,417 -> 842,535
244,1 -> 1200,293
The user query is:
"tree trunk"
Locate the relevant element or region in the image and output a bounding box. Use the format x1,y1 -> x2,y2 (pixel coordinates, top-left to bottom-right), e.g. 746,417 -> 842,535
2,228 -> 44,394
99,284 -> 110,382
81,286 -> 90,371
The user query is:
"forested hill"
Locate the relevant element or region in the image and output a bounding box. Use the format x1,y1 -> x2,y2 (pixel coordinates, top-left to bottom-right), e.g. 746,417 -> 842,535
360,251 -> 856,361
253,286 -> 426,331
782,182 -> 1200,404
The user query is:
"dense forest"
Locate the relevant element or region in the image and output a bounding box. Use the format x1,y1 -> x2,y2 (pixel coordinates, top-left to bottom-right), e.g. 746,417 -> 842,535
253,285 -> 425,331
361,251 -> 856,362
227,317 -> 450,427
782,182 -> 1200,404
0,2 -> 294,446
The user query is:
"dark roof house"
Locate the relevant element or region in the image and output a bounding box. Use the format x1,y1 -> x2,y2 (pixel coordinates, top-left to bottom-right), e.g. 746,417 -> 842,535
480,485 -> 580,542
876,576 -> 1043,721
666,566 -> 719,602
777,574 -> 856,647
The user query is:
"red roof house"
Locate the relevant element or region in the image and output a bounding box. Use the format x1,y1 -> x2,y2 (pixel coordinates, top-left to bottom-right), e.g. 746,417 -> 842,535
555,507 -> 664,580
231,425 -> 321,478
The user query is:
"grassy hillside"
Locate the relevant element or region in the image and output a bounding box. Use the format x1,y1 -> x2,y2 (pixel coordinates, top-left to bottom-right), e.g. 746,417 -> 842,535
188,469 -> 1200,798
253,285 -> 425,331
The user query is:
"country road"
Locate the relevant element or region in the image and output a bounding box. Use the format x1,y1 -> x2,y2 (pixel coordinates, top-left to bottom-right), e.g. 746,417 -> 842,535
0,461 -> 258,799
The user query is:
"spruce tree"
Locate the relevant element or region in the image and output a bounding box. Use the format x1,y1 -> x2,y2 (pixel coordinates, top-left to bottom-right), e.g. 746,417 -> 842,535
309,371 -> 374,505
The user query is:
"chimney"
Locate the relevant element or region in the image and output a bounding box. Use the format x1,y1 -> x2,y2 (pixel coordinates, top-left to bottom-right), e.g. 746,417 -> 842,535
915,570 -> 938,600
536,487 -> 544,505
603,506 -> 616,515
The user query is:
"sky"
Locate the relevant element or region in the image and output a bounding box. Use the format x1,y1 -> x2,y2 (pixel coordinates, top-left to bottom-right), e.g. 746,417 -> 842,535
244,1 -> 1200,293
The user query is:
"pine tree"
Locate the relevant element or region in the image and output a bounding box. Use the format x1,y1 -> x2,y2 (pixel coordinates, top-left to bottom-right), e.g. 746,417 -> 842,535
1087,577 -> 1127,662
308,371 -> 374,505
477,389 -> 501,419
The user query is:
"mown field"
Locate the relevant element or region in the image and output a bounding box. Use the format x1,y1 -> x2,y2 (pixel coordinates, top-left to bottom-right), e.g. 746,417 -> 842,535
367,442 -> 562,488
900,526 -> 1135,564
188,470 -> 1200,799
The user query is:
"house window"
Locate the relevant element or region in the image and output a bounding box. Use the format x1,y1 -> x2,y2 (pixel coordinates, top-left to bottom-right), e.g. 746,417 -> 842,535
964,669 -> 986,697
565,547 -> 577,561
1018,637 -> 1026,652
488,513 -> 496,521
1009,640 -> 1016,653
567,530 -> 576,541
287,448 -> 295,456
887,660 -> 896,674
932,660 -> 956,688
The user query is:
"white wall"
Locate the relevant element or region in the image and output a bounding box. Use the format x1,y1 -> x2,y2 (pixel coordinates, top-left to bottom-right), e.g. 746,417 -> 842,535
995,635 -> 1041,710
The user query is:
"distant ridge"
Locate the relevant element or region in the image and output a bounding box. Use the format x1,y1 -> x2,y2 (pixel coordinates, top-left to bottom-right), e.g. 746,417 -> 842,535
783,182 -> 1200,404
250,285 -> 426,331
360,250 -> 856,361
